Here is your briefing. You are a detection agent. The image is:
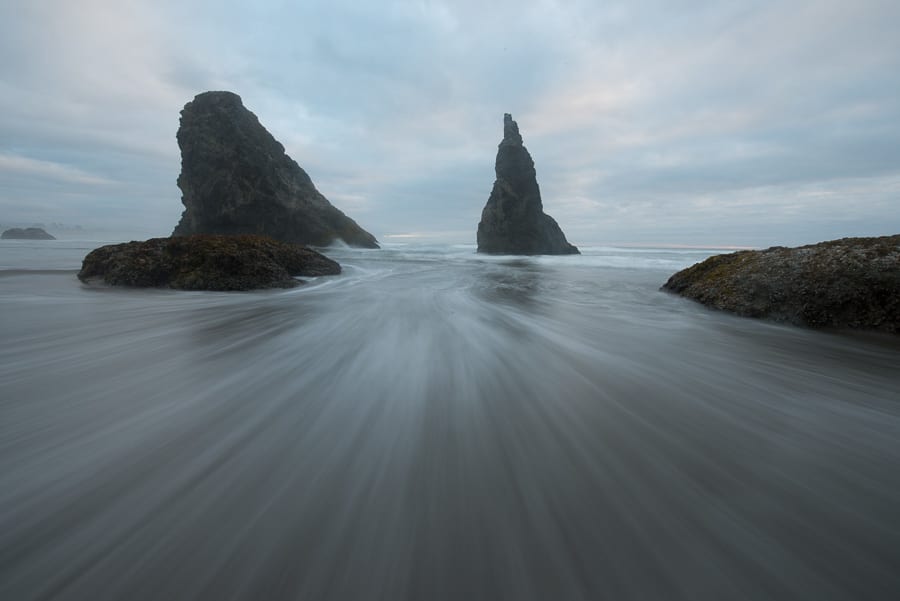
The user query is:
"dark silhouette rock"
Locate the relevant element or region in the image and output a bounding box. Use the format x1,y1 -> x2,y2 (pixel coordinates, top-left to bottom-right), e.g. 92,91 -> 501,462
172,91 -> 378,248
78,234 -> 340,291
2,227 -> 55,240
662,235 -> 900,332
477,113 -> 578,255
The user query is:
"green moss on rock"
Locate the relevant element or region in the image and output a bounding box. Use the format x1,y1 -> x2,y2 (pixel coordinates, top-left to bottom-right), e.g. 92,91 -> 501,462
78,234 -> 340,291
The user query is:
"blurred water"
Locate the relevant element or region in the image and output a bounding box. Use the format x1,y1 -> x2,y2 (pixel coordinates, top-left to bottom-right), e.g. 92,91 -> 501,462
1,241 -> 899,600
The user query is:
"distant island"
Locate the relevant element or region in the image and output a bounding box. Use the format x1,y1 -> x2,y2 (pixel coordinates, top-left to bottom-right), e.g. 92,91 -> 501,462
663,235 -> 900,333
2,227 -> 55,240
477,113 -> 578,255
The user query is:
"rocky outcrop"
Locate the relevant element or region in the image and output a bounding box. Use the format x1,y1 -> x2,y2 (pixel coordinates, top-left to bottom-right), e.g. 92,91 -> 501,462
78,234 -> 340,291
172,91 -> 378,248
2,227 -> 55,240
477,114 -> 578,255
662,236 -> 900,332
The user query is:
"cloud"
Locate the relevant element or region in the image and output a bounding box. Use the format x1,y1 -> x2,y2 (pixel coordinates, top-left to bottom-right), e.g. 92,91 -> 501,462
0,153 -> 113,186
0,0 -> 898,244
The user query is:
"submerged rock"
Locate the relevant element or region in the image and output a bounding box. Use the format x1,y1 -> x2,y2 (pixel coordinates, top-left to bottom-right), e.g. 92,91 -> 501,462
78,234 -> 340,291
477,113 -> 578,255
662,235 -> 900,332
2,227 -> 55,240
172,91 -> 378,249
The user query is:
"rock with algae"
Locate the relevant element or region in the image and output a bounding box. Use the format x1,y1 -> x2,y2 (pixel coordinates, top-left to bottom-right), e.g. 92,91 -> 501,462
662,235 -> 900,332
78,234 -> 340,291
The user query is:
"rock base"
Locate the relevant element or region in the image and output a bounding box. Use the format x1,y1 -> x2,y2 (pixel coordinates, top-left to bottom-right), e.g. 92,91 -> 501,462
78,234 -> 340,291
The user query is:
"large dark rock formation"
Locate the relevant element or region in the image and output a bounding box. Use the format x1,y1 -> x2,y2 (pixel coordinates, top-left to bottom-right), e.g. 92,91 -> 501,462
172,91 -> 378,248
662,235 -> 900,332
78,234 -> 340,291
2,227 -> 55,240
477,114 -> 578,255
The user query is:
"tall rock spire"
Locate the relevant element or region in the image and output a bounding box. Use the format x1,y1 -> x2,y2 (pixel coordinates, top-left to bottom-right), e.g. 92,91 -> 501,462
173,91 -> 378,248
476,113 -> 578,255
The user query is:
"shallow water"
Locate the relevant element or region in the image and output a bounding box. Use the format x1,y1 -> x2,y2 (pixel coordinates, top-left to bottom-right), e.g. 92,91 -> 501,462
1,240 -> 899,600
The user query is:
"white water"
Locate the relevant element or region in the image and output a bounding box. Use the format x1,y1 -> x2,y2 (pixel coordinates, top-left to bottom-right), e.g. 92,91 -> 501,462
1,239 -> 899,600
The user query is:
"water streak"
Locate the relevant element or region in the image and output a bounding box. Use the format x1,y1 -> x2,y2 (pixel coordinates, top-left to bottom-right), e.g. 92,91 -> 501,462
1,244 -> 898,600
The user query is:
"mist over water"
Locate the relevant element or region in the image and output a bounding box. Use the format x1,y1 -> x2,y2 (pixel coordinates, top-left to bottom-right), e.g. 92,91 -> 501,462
2,241 -> 899,600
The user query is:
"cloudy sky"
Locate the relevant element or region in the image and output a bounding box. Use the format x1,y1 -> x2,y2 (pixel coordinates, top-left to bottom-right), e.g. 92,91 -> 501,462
1,0 -> 898,246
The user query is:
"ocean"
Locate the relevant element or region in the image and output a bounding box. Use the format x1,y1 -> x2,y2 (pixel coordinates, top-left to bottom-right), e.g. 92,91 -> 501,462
1,237 -> 899,600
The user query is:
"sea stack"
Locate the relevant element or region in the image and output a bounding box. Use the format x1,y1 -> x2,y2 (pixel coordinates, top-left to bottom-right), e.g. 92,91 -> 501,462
172,91 -> 378,248
477,113 -> 578,255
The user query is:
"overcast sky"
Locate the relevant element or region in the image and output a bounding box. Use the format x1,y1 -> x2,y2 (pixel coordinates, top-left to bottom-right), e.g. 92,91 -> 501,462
1,0 -> 898,246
